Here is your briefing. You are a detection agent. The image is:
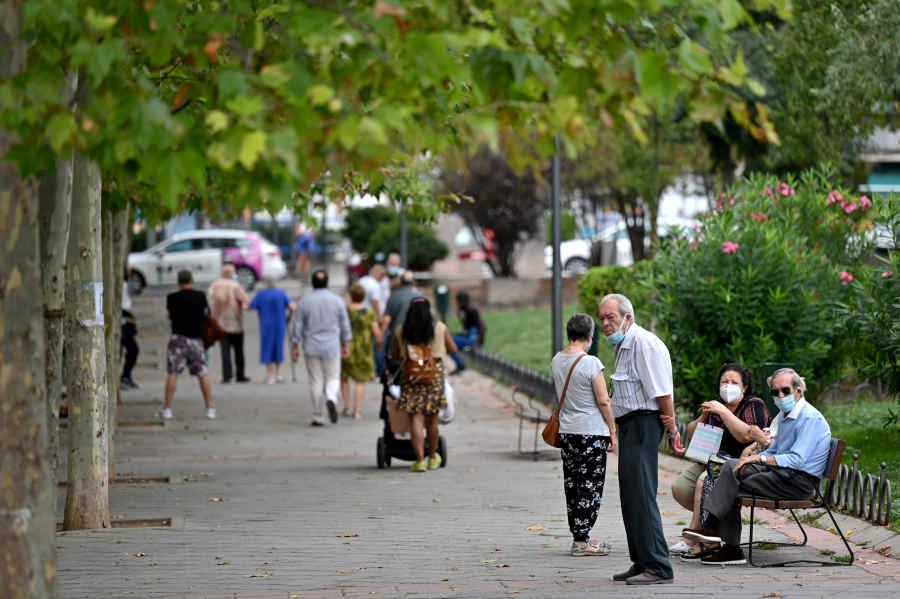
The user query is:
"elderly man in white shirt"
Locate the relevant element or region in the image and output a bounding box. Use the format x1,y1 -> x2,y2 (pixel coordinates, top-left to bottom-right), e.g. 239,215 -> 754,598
358,264 -> 386,376
598,293 -> 684,586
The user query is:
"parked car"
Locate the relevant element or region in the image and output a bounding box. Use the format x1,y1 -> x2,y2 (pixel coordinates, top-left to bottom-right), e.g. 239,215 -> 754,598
127,229 -> 286,294
544,217 -> 698,275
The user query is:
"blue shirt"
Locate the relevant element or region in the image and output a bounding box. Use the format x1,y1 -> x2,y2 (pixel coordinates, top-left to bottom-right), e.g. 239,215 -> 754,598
761,398 -> 831,477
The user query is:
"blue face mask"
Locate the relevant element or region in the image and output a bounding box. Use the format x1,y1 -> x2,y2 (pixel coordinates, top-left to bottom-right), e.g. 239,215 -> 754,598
605,317 -> 628,345
774,394 -> 796,413
387,266 -> 401,276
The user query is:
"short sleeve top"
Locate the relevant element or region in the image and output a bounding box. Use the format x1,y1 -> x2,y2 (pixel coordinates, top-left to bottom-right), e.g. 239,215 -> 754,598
551,352 -> 609,436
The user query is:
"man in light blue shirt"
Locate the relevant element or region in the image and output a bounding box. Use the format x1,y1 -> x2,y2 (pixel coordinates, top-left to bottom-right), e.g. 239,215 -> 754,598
685,368 -> 831,565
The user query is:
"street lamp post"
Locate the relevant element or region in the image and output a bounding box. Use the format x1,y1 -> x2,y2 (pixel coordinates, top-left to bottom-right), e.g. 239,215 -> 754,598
551,134 -> 563,356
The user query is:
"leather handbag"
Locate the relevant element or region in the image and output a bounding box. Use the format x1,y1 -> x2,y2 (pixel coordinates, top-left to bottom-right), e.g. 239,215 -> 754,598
541,353 -> 587,448
202,314 -> 225,349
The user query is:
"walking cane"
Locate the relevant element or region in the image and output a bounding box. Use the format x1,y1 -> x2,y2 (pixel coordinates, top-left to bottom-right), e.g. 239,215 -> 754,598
288,309 -> 297,382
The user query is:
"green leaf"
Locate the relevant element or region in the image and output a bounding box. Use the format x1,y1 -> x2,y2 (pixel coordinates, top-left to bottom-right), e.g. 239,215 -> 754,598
85,8 -> 117,32
307,85 -> 334,106
335,115 -> 362,149
718,0 -> 749,30
205,110 -> 230,133
239,130 -> 267,169
359,117 -> 387,145
226,95 -> 265,117
217,71 -> 249,98
509,17 -> 534,47
114,138 -> 136,162
45,113 -> 75,153
260,64 -> 290,89
70,39 -> 126,84
678,39 -> 713,76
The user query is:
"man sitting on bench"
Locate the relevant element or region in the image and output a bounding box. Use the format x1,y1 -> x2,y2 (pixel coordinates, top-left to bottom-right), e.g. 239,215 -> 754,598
684,367 -> 831,565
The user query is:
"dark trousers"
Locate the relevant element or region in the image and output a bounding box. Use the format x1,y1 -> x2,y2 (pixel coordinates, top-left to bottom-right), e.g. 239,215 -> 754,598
449,331 -> 477,371
220,332 -> 246,381
560,433 -> 610,542
121,322 -> 139,379
706,460 -> 819,546
616,411 -> 673,578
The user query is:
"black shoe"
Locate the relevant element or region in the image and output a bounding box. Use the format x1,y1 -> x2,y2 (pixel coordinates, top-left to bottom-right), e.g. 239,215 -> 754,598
625,571 -> 674,585
310,420 -> 325,427
221,379 -> 232,384
612,564 -> 643,581
680,546 -> 718,561
120,377 -> 138,389
326,399 -> 338,423
701,545 -> 746,566
235,377 -> 251,383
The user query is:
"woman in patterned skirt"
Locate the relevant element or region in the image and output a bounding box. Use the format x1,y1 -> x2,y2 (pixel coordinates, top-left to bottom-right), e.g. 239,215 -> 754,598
341,283 -> 383,419
550,313 -> 617,556
390,297 -> 457,472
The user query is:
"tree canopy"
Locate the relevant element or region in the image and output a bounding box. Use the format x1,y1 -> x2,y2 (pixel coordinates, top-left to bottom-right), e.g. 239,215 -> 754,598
2,0 -> 786,221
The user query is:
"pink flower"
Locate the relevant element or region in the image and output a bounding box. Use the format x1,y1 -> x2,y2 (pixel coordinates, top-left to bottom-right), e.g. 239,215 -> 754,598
729,198 -> 735,206
722,241 -> 740,254
839,271 -> 854,285
826,191 -> 840,205
689,240 -> 698,251
777,182 -> 794,196
859,195 -> 872,210
883,271 -> 894,278
749,212 -> 768,223
765,187 -> 773,197
843,203 -> 858,214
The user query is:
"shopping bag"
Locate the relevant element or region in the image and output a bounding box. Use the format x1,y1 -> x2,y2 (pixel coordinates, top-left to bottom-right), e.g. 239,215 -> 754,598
684,422 -> 724,463
439,379 -> 455,424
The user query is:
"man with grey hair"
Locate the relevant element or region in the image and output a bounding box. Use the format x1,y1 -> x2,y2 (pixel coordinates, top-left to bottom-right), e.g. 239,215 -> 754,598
597,293 -> 682,585
685,367 -> 831,565
207,261 -> 251,384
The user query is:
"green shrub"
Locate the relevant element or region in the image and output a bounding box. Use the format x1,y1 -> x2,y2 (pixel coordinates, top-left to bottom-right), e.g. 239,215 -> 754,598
545,210 -> 577,243
367,219 -> 448,270
343,205 -> 396,253
651,166 -> 875,410
577,261 -> 655,317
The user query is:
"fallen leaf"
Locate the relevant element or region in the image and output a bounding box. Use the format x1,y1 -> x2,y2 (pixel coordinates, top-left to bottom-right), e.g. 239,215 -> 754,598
215,556 -> 223,560
247,572 -> 269,578
488,503 -> 496,508
492,547 -> 501,552
526,525 -> 544,531
508,592 -> 521,596
441,578 -> 449,581
762,593 -> 780,598
498,563 -> 510,568
208,497 -> 225,502
846,529 -> 854,535
336,533 -> 359,538
216,561 -> 230,566
480,559 -> 497,563
262,561 -> 272,565
290,595 -> 303,598
134,553 -> 146,557
433,497 -> 441,503
336,568 -> 358,574
360,502 -> 368,506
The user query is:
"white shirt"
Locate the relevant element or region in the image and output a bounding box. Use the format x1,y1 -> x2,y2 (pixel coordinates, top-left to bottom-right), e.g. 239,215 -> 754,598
551,353 -> 609,436
358,275 -> 383,314
379,277 -> 391,316
610,323 -> 673,419
122,282 -> 132,312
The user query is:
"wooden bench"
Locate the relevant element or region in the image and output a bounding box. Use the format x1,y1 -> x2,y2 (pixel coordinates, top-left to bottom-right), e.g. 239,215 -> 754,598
512,387 -> 553,460
739,438 -> 854,567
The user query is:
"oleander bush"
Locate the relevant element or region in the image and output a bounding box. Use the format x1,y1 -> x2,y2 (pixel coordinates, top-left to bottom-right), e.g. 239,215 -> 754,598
577,260 -> 655,318
651,165 -> 879,410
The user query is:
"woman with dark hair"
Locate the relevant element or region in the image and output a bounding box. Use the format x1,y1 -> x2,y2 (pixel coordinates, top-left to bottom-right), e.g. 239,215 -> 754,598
669,363 -> 770,558
551,313 -> 616,556
390,297 -> 457,472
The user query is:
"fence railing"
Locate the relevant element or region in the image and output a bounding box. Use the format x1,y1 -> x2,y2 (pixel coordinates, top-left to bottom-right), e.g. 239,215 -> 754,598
464,346 -> 895,527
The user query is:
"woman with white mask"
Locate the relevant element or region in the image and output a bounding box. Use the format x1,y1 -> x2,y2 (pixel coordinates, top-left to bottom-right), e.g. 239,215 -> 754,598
668,363 -> 771,558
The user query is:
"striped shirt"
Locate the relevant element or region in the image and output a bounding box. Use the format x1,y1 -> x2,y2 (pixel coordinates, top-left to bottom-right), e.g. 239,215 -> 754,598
610,323 -> 673,419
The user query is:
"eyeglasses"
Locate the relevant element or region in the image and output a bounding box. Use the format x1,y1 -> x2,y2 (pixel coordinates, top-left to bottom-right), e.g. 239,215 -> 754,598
769,386 -> 793,398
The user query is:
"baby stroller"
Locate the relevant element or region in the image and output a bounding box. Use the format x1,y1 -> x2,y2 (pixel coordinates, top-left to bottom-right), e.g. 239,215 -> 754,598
376,370 -> 447,469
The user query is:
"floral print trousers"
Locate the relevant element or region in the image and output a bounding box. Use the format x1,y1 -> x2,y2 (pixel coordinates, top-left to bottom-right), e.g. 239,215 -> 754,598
559,433 -> 610,542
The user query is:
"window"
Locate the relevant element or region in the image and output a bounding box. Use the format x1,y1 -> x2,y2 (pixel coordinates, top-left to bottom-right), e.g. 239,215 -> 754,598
204,237 -> 238,249
164,240 -> 193,253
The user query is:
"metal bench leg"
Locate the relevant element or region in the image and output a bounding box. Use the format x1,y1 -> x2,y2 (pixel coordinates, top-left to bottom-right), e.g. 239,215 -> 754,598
533,411 -> 541,461
787,508 -> 808,547
822,504 -> 855,566
747,498 -> 756,566
518,412 -> 525,455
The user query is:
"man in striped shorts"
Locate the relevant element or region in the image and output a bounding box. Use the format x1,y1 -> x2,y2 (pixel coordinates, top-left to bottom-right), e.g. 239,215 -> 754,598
598,293 -> 684,585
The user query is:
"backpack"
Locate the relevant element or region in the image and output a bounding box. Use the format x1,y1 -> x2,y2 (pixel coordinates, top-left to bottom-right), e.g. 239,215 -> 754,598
402,342 -> 438,384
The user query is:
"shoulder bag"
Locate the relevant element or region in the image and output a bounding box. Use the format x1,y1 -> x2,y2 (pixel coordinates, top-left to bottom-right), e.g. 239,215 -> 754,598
541,353 -> 586,448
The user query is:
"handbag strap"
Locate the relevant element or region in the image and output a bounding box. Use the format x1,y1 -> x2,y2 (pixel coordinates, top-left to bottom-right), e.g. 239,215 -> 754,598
554,353 -> 587,417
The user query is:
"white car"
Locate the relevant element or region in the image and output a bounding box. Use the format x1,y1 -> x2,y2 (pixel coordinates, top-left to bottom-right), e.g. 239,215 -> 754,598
544,217 -> 698,275
127,228 -> 286,293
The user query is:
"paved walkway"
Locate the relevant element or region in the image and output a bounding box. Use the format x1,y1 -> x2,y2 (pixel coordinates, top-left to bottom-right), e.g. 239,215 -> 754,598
55,285 -> 900,598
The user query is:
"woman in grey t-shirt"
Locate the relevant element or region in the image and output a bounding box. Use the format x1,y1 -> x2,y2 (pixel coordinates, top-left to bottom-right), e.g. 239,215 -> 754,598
550,313 -> 617,556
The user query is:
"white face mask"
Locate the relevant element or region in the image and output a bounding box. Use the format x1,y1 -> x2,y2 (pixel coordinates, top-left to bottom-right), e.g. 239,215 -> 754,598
719,384 -> 742,404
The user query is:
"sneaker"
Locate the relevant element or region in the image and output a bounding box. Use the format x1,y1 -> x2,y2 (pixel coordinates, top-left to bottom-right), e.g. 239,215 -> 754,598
669,539 -> 692,555
701,545 -> 746,566
571,540 -> 610,556
427,454 -> 442,470
612,565 -> 643,581
235,377 -> 251,383
121,377 -> 139,389
409,460 -> 427,472
158,407 -> 173,420
625,571 -> 674,585
326,399 -> 338,423
682,527 -> 722,544
310,420 -> 325,427
206,407 -> 216,420
680,545 -> 717,561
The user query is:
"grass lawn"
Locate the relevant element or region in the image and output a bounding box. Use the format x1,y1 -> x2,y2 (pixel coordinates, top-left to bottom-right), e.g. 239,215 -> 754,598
448,303 -> 615,377
818,399 -> 900,531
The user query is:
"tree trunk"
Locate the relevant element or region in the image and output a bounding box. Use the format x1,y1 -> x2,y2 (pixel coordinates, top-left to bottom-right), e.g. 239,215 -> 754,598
109,205 -> 130,475
62,153 -> 110,530
0,2 -> 56,596
101,207 -> 117,477
39,69 -> 78,487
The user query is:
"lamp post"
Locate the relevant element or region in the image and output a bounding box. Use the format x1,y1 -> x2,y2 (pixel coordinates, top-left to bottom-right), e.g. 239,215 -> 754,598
551,134 -> 563,356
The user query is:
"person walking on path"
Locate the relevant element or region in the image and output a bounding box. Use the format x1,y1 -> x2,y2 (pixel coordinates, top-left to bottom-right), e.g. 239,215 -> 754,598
120,266 -> 140,389
340,283 -> 383,419
291,269 -> 351,426
383,269 -> 423,363
551,313 -> 617,556
358,264 -> 387,376
448,290 -> 484,375
294,223 -> 320,280
161,270 -> 216,420
597,293 -> 683,585
207,262 -> 251,384
390,297 -> 457,472
250,278 -> 296,384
